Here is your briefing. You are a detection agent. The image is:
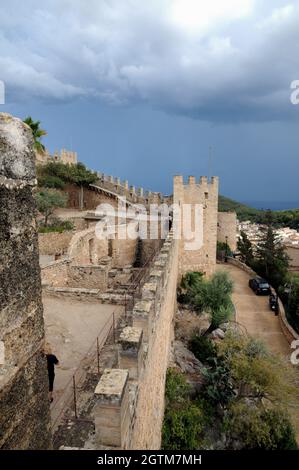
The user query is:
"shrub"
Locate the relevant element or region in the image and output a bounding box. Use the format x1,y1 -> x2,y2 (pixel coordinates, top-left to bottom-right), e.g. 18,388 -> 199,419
38,175 -> 65,189
177,272 -> 204,304
218,333 -> 298,404
189,335 -> 217,363
162,403 -> 204,450
162,369 -> 205,450
164,368 -> 191,403
36,189 -> 68,226
162,368 -> 204,450
224,404 -> 297,450
217,241 -> 232,258
177,270 -> 234,335
201,356 -> 235,407
38,219 -> 74,233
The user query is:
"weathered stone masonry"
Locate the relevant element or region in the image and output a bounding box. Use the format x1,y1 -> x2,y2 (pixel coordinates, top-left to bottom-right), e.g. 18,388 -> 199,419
0,114 -> 51,449
173,175 -> 219,276
93,230 -> 179,449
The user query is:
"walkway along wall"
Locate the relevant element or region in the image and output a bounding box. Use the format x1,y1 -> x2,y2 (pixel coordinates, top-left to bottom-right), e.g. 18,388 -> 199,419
93,229 -> 179,449
0,113 -> 51,449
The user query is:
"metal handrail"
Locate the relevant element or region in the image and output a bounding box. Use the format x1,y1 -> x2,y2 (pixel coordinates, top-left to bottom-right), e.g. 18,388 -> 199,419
50,309 -> 118,431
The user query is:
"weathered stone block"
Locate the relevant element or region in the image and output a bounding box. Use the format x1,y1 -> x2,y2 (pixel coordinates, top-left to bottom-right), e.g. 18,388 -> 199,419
118,327 -> 143,379
94,369 -> 130,448
132,300 -> 152,341
142,282 -> 157,300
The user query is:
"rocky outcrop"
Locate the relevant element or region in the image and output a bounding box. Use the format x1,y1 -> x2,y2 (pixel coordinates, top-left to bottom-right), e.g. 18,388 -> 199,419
0,113 -> 51,449
172,340 -> 204,392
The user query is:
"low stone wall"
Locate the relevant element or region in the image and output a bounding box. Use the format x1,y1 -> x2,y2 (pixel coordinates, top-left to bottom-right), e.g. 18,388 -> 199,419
278,299 -> 299,345
67,265 -> 108,290
43,286 -> 130,305
227,257 -> 299,345
92,229 -> 179,449
38,231 -> 73,256
41,257 -> 112,292
41,259 -> 70,287
227,257 -> 256,276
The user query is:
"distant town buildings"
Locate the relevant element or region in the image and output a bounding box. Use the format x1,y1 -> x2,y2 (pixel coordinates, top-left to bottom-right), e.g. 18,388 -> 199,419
238,220 -> 299,271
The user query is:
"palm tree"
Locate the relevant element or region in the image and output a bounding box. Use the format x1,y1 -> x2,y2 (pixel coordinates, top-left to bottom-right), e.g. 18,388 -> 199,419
23,116 -> 47,153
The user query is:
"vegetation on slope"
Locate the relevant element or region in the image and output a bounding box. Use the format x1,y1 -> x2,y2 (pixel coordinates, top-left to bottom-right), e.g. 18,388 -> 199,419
37,161 -> 98,189
162,333 -> 298,450
219,195 -> 299,229
177,270 -> 234,335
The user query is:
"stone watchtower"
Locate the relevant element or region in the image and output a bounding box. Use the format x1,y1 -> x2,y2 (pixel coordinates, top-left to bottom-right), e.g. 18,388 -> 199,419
173,175 -> 219,276
0,114 -> 51,449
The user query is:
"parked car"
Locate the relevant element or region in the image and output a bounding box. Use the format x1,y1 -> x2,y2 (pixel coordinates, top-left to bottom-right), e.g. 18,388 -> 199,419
248,277 -> 271,295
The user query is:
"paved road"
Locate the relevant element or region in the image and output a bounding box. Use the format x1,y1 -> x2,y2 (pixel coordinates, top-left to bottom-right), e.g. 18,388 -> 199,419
218,263 -> 299,441
219,263 -> 290,357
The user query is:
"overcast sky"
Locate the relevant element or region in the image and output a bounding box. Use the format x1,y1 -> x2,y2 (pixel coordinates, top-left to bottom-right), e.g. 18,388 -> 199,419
1,0 -> 299,205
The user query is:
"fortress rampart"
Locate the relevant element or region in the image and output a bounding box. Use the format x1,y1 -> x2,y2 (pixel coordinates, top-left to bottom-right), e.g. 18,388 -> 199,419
93,229 -> 179,449
95,172 -> 165,206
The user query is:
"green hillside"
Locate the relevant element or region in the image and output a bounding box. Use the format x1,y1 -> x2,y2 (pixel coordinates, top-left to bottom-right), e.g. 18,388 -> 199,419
218,195 -> 260,220
219,195 -> 299,229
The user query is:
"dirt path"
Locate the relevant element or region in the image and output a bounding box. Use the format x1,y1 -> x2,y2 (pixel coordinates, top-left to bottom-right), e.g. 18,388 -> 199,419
217,263 -> 299,440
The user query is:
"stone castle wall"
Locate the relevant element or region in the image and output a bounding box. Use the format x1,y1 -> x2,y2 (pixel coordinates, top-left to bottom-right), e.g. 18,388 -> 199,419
130,233 -> 179,448
95,172 -> 164,206
93,230 -> 179,449
217,211 -> 237,252
173,175 -> 219,276
0,113 -> 51,449
36,148 -> 77,166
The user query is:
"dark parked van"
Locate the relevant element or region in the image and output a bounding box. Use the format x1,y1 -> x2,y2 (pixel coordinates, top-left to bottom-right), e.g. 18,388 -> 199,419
248,277 -> 271,295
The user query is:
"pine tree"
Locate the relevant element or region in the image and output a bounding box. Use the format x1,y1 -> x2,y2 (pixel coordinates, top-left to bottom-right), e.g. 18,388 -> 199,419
255,211 -> 289,288
237,231 -> 254,266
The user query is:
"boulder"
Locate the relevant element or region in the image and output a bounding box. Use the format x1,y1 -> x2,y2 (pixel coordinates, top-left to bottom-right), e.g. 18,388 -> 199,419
173,340 -> 204,374
211,328 -> 225,339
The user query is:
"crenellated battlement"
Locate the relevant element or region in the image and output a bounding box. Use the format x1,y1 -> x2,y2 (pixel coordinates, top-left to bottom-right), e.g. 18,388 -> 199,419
96,171 -> 164,205
174,174 -> 219,188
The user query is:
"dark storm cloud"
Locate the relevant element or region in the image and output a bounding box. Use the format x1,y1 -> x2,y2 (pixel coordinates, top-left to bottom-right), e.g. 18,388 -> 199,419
0,0 -> 299,122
